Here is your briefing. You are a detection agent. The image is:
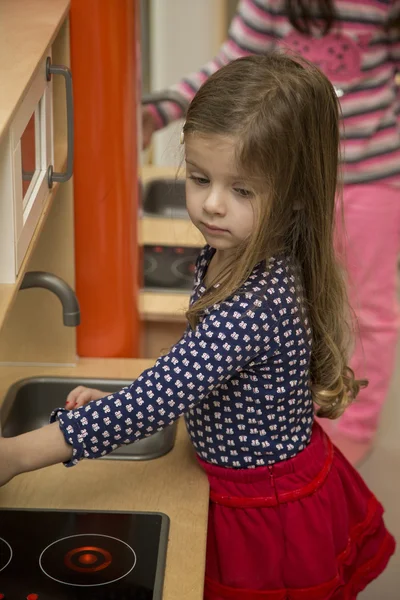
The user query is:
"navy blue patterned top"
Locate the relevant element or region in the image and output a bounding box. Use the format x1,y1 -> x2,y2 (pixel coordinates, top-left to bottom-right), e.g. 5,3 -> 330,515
52,246 -> 314,468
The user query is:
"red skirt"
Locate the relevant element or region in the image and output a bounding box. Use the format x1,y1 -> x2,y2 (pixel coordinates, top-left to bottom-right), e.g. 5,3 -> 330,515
198,423 -> 395,600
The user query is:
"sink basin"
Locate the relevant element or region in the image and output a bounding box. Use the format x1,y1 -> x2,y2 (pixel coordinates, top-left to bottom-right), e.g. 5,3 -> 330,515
0,377 -> 177,461
143,179 -> 188,219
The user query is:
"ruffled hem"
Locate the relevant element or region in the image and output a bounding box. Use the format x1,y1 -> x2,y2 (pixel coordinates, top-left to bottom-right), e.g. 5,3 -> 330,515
204,495 -> 396,600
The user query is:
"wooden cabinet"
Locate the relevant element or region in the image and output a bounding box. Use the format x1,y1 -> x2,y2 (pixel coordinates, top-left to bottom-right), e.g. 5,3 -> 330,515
0,1 -> 74,361
11,55 -> 53,274
0,2 -> 71,288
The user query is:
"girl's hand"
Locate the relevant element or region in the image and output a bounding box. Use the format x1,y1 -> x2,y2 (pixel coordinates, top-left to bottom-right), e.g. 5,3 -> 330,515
65,386 -> 107,410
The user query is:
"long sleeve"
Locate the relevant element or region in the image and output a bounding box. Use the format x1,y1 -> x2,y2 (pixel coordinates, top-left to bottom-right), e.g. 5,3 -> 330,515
148,0 -> 277,130
388,1 -> 400,115
51,293 -> 281,466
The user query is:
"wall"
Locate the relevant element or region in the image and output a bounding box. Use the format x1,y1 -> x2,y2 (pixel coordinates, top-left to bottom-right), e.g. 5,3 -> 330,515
148,0 -> 227,166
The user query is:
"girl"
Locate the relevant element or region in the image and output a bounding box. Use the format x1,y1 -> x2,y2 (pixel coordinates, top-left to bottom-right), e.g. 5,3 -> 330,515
0,55 -> 395,599
144,0 -> 400,466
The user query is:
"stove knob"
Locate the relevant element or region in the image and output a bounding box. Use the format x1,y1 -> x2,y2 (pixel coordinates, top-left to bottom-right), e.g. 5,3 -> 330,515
27,595 -> 39,600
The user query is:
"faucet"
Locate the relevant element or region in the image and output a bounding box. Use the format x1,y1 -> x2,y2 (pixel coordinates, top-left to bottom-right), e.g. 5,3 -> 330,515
20,271 -> 80,327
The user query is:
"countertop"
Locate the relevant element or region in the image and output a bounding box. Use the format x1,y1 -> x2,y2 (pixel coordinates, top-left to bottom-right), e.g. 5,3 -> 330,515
0,358 -> 209,599
140,165 -> 184,183
0,0 -> 70,142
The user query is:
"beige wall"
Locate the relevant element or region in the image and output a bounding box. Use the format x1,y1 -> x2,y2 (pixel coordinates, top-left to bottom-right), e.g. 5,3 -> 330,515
147,0 -> 229,166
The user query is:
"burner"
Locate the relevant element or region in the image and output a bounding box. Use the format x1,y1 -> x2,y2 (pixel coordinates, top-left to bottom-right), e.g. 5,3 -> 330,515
39,533 -> 136,586
64,545 -> 112,573
0,509 -> 168,598
144,254 -> 158,275
143,245 -> 199,290
0,538 -> 12,572
171,256 -> 196,282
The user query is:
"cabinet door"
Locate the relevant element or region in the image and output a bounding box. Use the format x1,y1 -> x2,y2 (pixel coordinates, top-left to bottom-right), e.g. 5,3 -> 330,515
11,55 -> 53,273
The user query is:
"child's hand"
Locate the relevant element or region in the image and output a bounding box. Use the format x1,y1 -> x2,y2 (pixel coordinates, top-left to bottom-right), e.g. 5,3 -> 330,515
65,386 -> 107,410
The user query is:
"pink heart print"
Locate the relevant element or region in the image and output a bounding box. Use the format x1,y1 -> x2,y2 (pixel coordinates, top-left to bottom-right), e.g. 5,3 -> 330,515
282,31 -> 367,83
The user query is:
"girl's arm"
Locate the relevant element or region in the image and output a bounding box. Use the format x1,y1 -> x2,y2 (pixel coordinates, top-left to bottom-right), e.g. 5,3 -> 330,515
0,293 -> 280,483
388,2 -> 400,110
0,422 -> 72,486
147,0 -> 278,131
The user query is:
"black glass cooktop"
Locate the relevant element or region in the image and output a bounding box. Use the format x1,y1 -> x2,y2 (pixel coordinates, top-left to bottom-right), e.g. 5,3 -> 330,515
0,508 -> 169,599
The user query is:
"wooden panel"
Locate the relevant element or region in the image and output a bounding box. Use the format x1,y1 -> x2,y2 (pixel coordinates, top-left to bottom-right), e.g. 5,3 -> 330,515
11,55 -> 54,274
140,216 -> 204,247
0,17 -> 71,324
0,133 -> 16,284
140,164 -> 184,183
139,290 -> 190,322
141,320 -> 186,358
0,0 -> 70,143
0,144 -> 68,333
0,177 -> 76,365
0,287 -> 14,330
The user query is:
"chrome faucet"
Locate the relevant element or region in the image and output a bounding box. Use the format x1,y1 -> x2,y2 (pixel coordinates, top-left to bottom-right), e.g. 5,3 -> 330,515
20,271 -> 80,327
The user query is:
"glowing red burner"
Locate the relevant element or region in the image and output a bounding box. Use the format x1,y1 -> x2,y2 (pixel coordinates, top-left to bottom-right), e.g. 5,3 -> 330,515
64,546 -> 112,573
79,553 -> 97,565
40,533 -> 136,586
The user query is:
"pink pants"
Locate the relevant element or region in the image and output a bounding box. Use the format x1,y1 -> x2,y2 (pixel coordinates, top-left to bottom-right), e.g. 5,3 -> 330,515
335,183 -> 400,442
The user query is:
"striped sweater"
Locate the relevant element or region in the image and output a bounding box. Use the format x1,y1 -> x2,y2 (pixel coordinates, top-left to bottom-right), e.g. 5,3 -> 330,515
150,0 -> 400,186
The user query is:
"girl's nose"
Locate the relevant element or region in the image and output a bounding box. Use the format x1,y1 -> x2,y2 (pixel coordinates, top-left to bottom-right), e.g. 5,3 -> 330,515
203,188 -> 226,215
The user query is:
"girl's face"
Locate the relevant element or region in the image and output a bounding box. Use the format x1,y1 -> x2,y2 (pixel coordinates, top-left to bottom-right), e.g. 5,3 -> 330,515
185,134 -> 256,253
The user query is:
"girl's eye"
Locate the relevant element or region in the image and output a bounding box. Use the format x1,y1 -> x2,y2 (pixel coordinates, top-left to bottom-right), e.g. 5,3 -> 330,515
189,175 -> 209,186
233,187 -> 253,198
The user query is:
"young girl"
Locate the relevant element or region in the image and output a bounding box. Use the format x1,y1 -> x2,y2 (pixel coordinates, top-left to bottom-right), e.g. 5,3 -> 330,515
0,55 -> 395,599
144,0 -> 400,466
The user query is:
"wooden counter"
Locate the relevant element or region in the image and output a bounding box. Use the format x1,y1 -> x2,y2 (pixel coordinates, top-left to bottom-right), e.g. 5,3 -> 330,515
0,358 -> 209,599
140,165 -> 183,184
140,216 -> 204,247
0,0 -> 70,143
140,290 -> 190,322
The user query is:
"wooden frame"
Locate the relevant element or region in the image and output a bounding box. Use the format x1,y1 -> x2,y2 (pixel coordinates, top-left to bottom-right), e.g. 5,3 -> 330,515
11,55 -> 53,273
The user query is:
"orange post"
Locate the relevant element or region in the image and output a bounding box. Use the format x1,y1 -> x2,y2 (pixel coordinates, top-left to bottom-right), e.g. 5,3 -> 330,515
70,0 -> 141,357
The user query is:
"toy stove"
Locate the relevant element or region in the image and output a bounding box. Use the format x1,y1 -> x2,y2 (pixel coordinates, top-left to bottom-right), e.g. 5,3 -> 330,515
0,508 -> 169,599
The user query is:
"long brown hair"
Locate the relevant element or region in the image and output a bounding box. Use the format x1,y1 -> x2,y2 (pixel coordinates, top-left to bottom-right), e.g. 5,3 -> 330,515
183,54 -> 366,419
286,0 -> 336,35
286,0 -> 400,36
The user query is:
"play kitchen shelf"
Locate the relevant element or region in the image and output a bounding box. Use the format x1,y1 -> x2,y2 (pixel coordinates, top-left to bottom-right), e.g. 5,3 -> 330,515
139,168 -> 204,327
140,167 -> 203,246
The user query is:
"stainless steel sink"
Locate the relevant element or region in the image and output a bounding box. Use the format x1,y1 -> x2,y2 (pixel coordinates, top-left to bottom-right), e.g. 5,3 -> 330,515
143,179 -> 188,219
0,377 -> 177,461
